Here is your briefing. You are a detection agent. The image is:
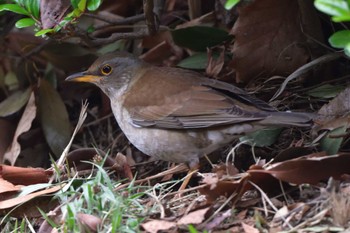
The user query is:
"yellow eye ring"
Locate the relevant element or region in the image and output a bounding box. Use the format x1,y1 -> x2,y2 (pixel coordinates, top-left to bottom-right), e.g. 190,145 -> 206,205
101,64 -> 112,75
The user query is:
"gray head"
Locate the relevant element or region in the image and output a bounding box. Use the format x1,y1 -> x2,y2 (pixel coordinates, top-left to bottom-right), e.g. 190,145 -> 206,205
66,52 -> 145,97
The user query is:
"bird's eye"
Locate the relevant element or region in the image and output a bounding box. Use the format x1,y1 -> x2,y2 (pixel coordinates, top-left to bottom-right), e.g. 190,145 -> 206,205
101,64 -> 112,75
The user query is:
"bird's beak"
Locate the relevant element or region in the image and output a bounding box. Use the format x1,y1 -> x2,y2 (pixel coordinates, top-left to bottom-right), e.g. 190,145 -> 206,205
65,71 -> 100,83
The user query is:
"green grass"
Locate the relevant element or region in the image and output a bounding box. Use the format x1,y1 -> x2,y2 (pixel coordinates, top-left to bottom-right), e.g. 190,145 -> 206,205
49,163 -> 159,232
1,161 -> 170,233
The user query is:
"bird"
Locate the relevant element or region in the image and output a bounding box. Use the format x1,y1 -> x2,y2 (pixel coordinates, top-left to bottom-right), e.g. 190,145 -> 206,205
66,52 -> 313,169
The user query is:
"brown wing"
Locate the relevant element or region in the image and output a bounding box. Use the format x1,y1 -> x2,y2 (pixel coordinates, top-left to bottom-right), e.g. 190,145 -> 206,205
122,66 -> 274,129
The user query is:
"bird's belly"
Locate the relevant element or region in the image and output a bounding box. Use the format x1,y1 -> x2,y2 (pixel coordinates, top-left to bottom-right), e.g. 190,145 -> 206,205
111,101 -> 262,165
112,104 -> 235,165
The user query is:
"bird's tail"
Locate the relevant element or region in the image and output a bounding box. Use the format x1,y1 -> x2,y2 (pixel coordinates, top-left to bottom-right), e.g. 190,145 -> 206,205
260,111 -> 315,127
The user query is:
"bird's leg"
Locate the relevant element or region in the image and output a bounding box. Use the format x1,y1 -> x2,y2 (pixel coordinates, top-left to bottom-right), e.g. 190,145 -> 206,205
178,166 -> 199,192
175,160 -> 200,197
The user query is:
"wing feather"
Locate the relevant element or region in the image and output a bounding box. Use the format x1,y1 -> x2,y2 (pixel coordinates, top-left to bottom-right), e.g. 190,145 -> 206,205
123,66 -> 271,129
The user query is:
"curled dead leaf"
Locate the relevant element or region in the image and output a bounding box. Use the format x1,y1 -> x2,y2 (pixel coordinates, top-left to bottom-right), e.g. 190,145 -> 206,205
77,213 -> 102,233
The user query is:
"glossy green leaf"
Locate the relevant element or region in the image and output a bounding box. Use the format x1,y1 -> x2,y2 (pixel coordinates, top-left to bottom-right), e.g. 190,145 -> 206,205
332,14 -> 350,22
15,18 -> 35,28
345,42 -> 350,57
224,0 -> 240,10
171,26 -> 232,51
38,79 -> 71,157
321,126 -> 347,155
0,88 -> 31,117
78,0 -> 87,11
314,0 -> 350,17
177,53 -> 208,69
307,84 -> 345,98
35,28 -> 55,36
70,0 -> 80,9
329,30 -> 350,48
0,4 -> 29,15
26,0 -> 40,19
87,0 -> 101,11
240,127 -> 283,147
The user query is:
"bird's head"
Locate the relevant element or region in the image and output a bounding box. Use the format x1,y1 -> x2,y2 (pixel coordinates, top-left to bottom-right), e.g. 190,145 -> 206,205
66,52 -> 144,97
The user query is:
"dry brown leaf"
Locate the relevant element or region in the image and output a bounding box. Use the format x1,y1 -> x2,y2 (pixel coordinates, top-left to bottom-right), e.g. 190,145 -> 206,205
206,47 -> 225,78
230,0 -> 309,83
242,222 -> 259,233
249,153 -> 350,184
177,207 -> 210,225
199,175 -> 248,202
4,92 -> 36,165
141,219 -> 177,233
204,209 -> 232,230
0,185 -> 62,209
319,86 -> 350,117
0,119 -> 15,163
0,177 -> 21,194
77,213 -> 102,233
315,87 -> 350,131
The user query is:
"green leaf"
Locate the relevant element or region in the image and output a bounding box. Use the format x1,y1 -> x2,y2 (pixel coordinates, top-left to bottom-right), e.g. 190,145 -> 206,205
70,0 -> 80,9
329,30 -> 350,48
72,8 -> 82,17
307,84 -> 345,98
87,0 -> 101,11
35,28 -> 55,36
240,127 -> 283,147
26,0 -> 40,19
38,79 -> 71,157
314,0 -> 350,17
0,88 -> 31,117
332,14 -> 350,21
171,26 -> 232,51
345,42 -> 350,57
0,4 -> 29,15
320,126 -> 347,155
177,53 -> 208,69
15,17 -> 35,28
78,0 -> 87,11
224,0 -> 240,10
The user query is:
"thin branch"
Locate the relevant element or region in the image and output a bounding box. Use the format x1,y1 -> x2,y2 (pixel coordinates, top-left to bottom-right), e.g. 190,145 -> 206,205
144,0 -> 158,36
84,13 -> 145,26
89,29 -> 150,46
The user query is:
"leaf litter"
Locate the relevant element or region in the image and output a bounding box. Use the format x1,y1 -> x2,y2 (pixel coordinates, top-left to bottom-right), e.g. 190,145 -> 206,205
2,0 -> 350,232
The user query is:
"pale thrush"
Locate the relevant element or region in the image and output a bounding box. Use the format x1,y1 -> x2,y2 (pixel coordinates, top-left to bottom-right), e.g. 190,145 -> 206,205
66,52 -> 313,168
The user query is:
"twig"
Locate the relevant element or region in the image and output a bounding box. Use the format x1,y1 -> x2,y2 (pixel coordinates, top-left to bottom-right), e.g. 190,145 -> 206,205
270,53 -> 344,101
49,101 -> 88,183
143,0 -> 158,36
114,163 -> 189,191
89,29 -> 150,46
84,13 -> 145,25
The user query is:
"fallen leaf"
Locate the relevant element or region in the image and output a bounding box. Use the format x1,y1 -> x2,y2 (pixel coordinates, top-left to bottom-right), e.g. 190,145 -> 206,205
315,86 -> 350,130
77,213 -> 102,233
141,219 -> 177,233
0,87 -> 31,117
0,119 -> 15,163
242,222 -> 259,233
177,207 -> 211,225
0,185 -> 62,209
230,0 -> 309,83
3,91 -> 36,165
249,153 -> 350,184
0,178 -> 21,194
38,79 -> 71,157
